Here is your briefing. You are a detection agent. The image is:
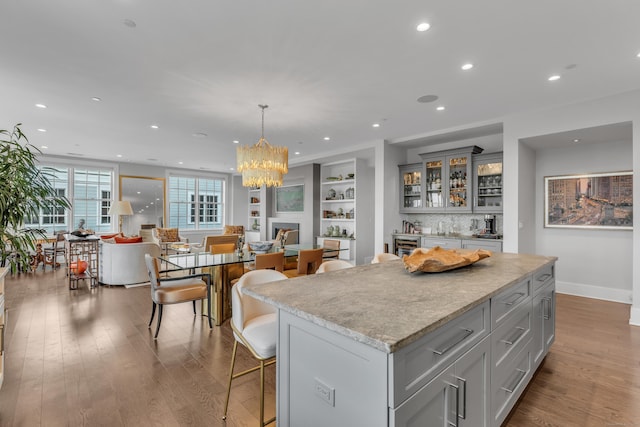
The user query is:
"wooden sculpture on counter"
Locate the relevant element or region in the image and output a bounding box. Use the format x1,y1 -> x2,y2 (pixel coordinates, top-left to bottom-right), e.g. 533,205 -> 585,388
402,246 -> 491,273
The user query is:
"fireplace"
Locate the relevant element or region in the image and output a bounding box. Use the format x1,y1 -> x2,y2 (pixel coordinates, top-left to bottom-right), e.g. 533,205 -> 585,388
272,222 -> 300,243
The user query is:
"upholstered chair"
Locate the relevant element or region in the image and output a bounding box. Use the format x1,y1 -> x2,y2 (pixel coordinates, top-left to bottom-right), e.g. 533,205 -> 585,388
254,251 -> 284,272
371,252 -> 401,263
316,259 -> 353,273
283,248 -> 324,278
322,239 -> 341,259
223,269 -> 288,426
223,225 -> 245,235
144,254 -> 212,339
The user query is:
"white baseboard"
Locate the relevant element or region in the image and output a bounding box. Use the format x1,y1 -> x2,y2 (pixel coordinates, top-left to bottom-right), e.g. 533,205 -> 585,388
556,280 -> 632,305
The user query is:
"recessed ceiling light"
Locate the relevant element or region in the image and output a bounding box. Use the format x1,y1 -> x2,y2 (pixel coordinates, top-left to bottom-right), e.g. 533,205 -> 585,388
324,137 -> 330,141
461,63 -> 474,71
548,75 -> 561,81
37,128 -> 47,132
637,52 -> 640,58
229,167 -> 234,171
91,97 -> 101,102
35,103 -> 47,109
137,191 -> 141,194
233,140 -> 239,144
150,125 -> 159,129
124,19 -> 136,28
116,154 -> 123,158
417,94 -> 439,103
372,123 -> 380,128
178,161 -> 183,165
294,151 -> 300,155
436,106 -> 445,111
192,132 -> 207,138
41,145 -> 48,149
416,22 -> 431,32
147,158 -> 158,161
573,139 -> 580,143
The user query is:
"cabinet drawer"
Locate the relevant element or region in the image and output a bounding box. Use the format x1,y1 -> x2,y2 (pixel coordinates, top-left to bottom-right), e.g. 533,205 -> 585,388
491,278 -> 531,328
532,264 -> 554,295
389,301 -> 489,407
421,237 -> 462,249
491,300 -> 531,369
492,339 -> 532,427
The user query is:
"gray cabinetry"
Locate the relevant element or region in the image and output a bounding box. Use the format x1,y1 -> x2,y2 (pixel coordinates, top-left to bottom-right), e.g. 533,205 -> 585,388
461,238 -> 502,252
532,264 -> 556,369
399,163 -> 423,213
421,236 -> 462,249
419,146 -> 483,213
473,152 -> 503,213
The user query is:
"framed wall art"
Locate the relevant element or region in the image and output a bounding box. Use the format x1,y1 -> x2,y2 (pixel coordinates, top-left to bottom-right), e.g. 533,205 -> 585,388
276,184 -> 304,213
544,171 -> 633,229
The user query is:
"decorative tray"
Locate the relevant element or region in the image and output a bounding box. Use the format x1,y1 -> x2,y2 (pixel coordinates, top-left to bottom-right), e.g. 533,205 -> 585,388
403,246 -> 491,273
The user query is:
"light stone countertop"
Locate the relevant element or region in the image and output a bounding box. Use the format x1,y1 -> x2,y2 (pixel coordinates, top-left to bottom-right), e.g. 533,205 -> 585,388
243,252 -> 556,353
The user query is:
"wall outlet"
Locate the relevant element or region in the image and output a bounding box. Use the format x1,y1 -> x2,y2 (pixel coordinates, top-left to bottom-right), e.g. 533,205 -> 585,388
314,377 -> 335,407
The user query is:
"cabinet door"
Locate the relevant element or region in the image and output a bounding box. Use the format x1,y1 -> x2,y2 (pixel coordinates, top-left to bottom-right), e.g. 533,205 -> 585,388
532,283 -> 555,368
445,153 -> 472,212
456,337 -> 491,427
424,159 -> 445,210
391,365 -> 455,427
473,154 -> 503,213
399,163 -> 424,212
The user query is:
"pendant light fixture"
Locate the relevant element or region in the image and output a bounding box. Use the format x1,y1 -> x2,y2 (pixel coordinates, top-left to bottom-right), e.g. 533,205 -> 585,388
236,104 -> 288,187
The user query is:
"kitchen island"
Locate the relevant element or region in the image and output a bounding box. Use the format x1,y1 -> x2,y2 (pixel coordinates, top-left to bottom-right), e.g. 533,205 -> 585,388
244,252 -> 557,427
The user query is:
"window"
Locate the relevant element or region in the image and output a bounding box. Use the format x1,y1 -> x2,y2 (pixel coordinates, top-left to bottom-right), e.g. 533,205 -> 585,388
25,164 -> 114,234
169,175 -> 224,230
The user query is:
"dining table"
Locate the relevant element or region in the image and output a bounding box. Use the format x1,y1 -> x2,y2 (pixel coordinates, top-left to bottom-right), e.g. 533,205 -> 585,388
160,244 -> 346,326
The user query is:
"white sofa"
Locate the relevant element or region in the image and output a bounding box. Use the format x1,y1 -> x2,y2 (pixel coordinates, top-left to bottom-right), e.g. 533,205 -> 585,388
99,241 -> 161,286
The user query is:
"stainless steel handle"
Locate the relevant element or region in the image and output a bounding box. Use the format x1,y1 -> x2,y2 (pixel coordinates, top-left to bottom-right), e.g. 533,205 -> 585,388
432,328 -> 474,355
454,376 -> 467,420
500,326 -> 526,345
536,273 -> 551,282
501,368 -> 527,393
543,296 -> 552,320
445,381 -> 459,427
502,292 -> 525,306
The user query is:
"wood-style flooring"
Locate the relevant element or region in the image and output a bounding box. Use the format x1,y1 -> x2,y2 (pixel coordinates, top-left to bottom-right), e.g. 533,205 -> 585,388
1,268 -> 639,426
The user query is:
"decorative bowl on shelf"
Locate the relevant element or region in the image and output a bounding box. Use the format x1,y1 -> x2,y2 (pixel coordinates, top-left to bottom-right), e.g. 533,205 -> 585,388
250,241 -> 274,253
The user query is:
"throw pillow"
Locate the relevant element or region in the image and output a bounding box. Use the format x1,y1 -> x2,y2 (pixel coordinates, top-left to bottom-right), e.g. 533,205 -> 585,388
223,225 -> 244,235
100,232 -> 122,240
114,236 -> 143,244
156,227 -> 179,242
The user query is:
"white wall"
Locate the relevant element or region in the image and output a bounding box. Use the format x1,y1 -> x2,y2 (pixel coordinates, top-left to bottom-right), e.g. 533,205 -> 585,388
502,88 -> 640,324
536,140 -> 633,303
375,141 -> 405,255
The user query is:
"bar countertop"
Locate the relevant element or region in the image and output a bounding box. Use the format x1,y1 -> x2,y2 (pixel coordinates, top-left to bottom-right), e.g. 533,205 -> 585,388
243,252 -> 556,353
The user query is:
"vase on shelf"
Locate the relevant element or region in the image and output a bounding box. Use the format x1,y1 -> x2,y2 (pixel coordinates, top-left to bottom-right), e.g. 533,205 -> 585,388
252,219 -> 259,230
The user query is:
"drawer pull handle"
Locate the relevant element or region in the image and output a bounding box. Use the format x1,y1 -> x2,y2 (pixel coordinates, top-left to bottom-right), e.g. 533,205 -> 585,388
432,328 -> 473,356
501,326 -> 526,345
0,323 -> 4,354
445,381 -> 459,427
501,368 -> 527,393
502,292 -> 525,306
454,376 -> 467,419
543,297 -> 552,320
536,273 -> 551,282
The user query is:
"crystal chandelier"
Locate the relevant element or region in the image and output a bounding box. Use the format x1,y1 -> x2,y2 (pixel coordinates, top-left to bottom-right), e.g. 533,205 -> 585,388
237,104 -> 288,187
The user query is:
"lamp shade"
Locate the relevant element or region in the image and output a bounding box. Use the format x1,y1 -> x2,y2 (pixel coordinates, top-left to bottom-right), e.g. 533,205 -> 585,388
108,200 -> 134,216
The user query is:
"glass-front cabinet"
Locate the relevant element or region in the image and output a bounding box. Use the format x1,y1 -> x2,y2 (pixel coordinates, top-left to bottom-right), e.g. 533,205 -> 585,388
473,153 -> 503,213
419,146 -> 482,212
399,163 -> 422,213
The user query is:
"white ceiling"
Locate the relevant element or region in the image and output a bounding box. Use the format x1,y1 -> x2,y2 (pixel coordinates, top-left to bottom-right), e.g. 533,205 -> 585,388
2,0 -> 639,172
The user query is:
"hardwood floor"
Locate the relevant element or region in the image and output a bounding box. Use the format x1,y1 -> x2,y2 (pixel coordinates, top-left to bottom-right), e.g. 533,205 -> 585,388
1,269 -> 639,426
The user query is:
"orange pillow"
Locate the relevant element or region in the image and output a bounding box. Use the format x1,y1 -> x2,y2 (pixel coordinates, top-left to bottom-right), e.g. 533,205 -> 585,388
156,227 -> 180,242
114,236 -> 143,244
101,233 -> 122,240
223,225 -> 244,235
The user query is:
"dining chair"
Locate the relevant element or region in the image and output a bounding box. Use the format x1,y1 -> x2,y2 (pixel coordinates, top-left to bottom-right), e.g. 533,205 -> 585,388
255,251 -> 284,272
210,243 -> 237,254
316,259 -> 353,273
283,248 -> 324,278
371,252 -> 401,263
144,254 -> 212,339
322,239 -> 341,259
43,232 -> 66,270
223,269 -> 288,426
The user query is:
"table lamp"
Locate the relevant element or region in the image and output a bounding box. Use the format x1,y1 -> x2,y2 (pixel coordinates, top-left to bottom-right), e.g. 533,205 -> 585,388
108,200 -> 134,234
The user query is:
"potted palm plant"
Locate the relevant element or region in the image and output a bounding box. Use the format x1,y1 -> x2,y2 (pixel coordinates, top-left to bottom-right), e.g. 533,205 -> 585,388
0,124 -> 70,273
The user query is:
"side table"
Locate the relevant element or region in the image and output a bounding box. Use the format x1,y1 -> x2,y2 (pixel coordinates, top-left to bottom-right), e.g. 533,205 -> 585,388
64,234 -> 100,289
